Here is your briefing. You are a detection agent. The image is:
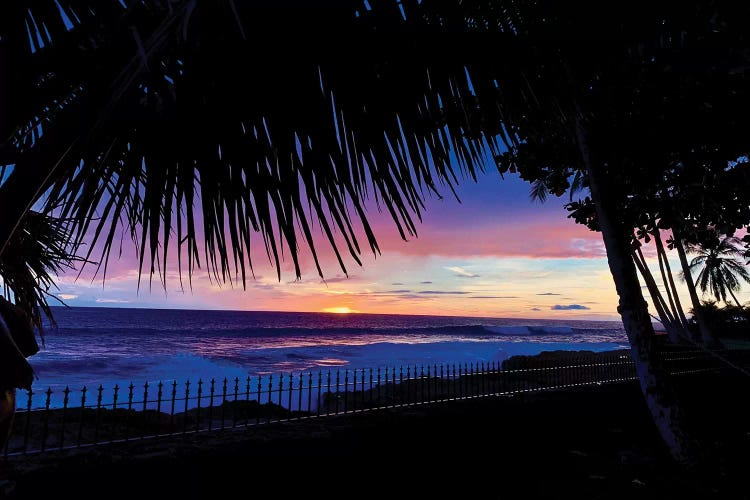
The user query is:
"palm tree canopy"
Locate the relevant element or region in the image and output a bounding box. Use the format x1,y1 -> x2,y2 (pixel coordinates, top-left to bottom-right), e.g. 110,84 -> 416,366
689,235 -> 750,304
2,0 -> 750,320
2,0 -> 521,289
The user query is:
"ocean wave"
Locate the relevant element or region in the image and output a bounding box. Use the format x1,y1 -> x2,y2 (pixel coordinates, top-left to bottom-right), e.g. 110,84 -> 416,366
50,323 -> 619,339
482,326 -> 575,335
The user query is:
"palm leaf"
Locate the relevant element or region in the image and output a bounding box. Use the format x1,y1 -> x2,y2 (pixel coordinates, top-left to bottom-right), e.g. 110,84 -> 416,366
4,0 -> 529,292
0,212 -> 81,331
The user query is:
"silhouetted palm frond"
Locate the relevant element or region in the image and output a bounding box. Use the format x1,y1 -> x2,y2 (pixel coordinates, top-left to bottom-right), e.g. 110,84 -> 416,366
3,0 -> 538,293
0,212 -> 81,331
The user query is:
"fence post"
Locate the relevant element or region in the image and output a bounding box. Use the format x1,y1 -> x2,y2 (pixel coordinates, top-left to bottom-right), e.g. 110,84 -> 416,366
440,364 -> 445,400
480,361 -> 485,396
208,379 -> 215,432
60,386 -> 70,450
464,363 -> 469,398
297,373 -> 303,418
420,365 -> 425,404
142,382 -> 150,439
40,388 -> 52,452
170,380 -> 177,435
433,364 -> 438,401
78,386 -> 88,447
94,385 -> 104,444
289,373 -> 295,416
21,389 -> 32,455
399,365 -> 411,405
267,375 -> 273,424
232,377 -> 239,428
182,380 -> 190,435
426,365 -> 431,403
368,368 -> 373,409
415,364 -> 420,404
317,371 -> 323,417
451,364 -> 456,399
326,371 -> 331,416
113,383 -> 120,414
493,361 -> 498,395
377,368 -> 382,408
308,372 -> 313,416
220,378 -> 228,430
195,380 -> 204,432
391,366 -> 397,406
335,371 -> 341,415
460,363 -> 465,397
156,381 -> 164,434
112,384 -> 121,441
360,368 -> 366,410
396,366 -> 401,404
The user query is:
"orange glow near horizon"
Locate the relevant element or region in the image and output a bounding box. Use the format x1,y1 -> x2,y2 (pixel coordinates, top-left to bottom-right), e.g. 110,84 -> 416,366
321,307 -> 358,314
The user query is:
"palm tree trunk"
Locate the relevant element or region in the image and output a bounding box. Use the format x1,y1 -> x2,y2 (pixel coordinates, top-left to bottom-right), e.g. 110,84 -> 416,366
633,244 -> 680,343
654,236 -> 683,331
672,232 -> 717,345
575,115 -> 697,465
727,287 -> 743,309
0,388 -> 15,452
653,230 -> 690,330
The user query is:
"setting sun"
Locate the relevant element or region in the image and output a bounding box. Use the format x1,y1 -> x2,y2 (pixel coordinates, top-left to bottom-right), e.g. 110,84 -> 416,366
321,307 -> 358,314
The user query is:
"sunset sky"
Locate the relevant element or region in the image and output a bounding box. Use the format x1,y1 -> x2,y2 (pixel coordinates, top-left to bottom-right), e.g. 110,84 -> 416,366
52,169 -> 747,321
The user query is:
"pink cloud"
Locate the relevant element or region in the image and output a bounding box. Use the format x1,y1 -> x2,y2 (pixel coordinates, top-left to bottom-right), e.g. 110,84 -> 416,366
375,215 -> 606,259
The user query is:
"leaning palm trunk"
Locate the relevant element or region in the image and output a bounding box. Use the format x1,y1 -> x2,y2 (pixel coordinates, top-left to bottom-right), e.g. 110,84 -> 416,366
672,233 -> 716,345
727,288 -> 743,309
653,230 -> 690,331
653,235 -> 686,332
632,247 -> 680,341
576,115 -> 696,465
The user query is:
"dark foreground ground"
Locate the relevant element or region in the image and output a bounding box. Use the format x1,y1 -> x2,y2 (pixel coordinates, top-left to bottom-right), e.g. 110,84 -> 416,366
2,375 -> 749,499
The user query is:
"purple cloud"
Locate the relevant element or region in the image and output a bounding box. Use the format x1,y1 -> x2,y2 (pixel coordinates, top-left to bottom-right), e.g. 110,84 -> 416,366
551,304 -> 590,310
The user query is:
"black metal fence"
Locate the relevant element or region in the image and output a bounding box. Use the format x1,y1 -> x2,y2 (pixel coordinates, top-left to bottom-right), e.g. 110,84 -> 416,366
4,347 -> 746,458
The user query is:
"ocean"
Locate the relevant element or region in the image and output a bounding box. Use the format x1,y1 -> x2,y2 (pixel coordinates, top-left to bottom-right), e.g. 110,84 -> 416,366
26,307 -> 628,408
